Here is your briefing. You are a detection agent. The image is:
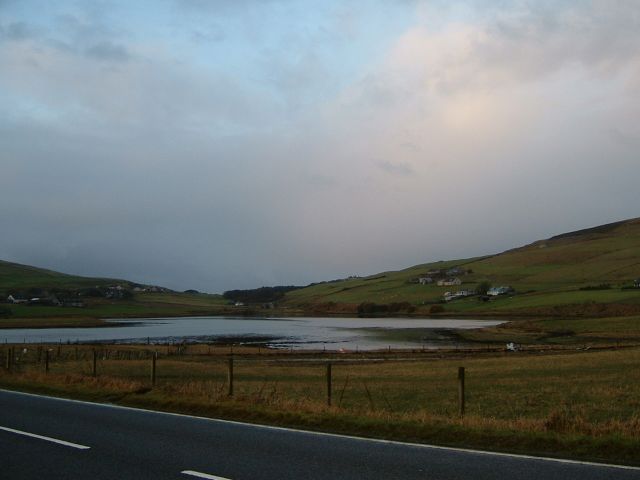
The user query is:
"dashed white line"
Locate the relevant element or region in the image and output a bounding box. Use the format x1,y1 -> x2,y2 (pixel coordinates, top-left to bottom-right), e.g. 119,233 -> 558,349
181,470 -> 232,480
0,425 -> 91,450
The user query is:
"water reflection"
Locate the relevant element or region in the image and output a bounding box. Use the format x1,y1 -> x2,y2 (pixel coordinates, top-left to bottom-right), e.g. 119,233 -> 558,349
0,316 -> 503,351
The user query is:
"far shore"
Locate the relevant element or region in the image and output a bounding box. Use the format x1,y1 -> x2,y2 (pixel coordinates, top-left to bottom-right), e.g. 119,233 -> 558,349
0,310 -> 523,332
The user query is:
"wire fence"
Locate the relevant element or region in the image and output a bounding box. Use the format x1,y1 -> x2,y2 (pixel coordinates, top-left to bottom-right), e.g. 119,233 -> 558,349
1,342 -> 639,426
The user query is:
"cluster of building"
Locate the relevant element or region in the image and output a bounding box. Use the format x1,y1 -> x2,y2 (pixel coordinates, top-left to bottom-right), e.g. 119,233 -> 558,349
415,267 -> 469,286
410,266 -> 520,302
442,285 -> 514,302
443,290 -> 476,302
487,286 -> 514,296
3,282 -> 173,309
132,285 -> 169,293
6,294 -> 85,308
5,284 -> 135,307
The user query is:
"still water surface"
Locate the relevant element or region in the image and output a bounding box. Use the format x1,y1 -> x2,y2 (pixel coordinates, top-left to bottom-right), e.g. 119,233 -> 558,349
1,316 -> 503,350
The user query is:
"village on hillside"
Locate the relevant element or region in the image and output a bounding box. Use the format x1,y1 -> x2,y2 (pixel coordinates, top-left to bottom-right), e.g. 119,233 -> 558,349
410,266 -> 515,303
4,284 -> 172,308
411,265 -> 640,304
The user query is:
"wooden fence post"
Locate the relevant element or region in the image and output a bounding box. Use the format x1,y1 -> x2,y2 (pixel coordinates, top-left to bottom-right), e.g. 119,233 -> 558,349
92,349 -> 97,377
5,347 -> 11,371
151,351 -> 157,387
326,362 -> 332,406
45,349 -> 50,374
227,356 -> 234,397
458,367 -> 465,418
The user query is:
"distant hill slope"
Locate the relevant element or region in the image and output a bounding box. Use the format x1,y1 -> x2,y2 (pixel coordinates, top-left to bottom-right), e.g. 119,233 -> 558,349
0,260 -> 231,324
283,217 -> 640,315
0,260 -> 129,294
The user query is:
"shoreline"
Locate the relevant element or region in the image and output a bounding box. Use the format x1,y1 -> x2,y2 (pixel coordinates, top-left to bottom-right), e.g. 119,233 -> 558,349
0,308 -> 537,329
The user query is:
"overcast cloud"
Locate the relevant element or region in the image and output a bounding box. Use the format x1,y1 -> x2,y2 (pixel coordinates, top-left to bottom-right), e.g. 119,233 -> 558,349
1,0 -> 639,292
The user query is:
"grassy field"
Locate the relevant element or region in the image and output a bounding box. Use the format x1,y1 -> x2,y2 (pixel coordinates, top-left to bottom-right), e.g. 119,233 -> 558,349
1,344 -> 640,464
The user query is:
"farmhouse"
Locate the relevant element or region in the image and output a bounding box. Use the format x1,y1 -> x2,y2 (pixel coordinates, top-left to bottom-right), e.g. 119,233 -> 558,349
418,277 -> 433,285
27,296 -> 61,306
437,278 -> 462,286
443,290 -> 476,302
487,286 -> 514,296
6,295 -> 27,304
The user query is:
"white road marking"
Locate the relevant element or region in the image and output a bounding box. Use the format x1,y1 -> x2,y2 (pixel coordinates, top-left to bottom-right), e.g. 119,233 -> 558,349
2,388 -> 639,471
182,470 -> 232,480
0,425 -> 91,450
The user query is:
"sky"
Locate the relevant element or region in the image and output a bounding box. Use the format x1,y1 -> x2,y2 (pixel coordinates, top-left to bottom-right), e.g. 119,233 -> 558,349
1,0 -> 639,292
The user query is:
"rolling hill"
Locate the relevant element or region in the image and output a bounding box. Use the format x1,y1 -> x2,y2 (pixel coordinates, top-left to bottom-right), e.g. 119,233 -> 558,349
282,217 -> 640,317
0,260 -> 130,294
0,260 -> 227,325
2,217 -> 640,324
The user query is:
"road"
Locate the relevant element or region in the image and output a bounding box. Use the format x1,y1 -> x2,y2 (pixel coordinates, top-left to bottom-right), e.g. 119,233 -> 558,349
0,389 -> 638,479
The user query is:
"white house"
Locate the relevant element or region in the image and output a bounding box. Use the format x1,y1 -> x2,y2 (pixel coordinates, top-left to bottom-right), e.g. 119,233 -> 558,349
487,286 -> 513,296
418,277 -> 434,285
7,295 -> 27,304
443,290 -> 476,302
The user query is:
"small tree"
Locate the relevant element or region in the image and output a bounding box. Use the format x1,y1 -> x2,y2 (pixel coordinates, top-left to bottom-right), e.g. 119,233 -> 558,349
476,281 -> 492,295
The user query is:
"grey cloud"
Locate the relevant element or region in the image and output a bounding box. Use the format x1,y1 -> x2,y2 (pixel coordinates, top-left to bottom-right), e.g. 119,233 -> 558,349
304,174 -> 337,188
84,41 -> 130,61
191,25 -> 225,43
55,11 -> 121,40
260,48 -> 331,110
0,21 -> 35,41
472,1 -> 640,86
174,0 -> 283,14
377,161 -> 414,176
0,37 -> 278,134
51,11 -> 132,59
609,127 -> 640,149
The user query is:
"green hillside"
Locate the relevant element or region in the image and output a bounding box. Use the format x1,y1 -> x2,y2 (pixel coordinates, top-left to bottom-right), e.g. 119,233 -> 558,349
283,218 -> 640,317
0,260 -> 127,294
0,260 -> 227,325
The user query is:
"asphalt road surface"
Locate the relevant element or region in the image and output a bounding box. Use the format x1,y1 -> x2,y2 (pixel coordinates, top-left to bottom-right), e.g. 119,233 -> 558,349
0,389 -> 638,480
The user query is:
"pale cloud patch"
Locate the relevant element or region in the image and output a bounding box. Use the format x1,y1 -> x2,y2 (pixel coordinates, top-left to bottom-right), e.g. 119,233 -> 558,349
377,161 -> 414,176
84,41 -> 130,61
